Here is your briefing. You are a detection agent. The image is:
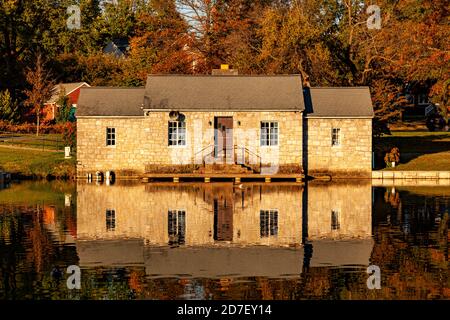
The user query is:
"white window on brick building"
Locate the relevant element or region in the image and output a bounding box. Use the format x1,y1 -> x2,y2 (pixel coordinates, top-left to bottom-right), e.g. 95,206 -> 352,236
106,127 -> 116,146
331,128 -> 341,147
260,209 -> 278,238
168,121 -> 186,146
261,121 -> 279,146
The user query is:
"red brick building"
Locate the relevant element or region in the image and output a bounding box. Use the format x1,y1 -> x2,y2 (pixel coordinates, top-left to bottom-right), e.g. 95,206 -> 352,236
43,82 -> 90,122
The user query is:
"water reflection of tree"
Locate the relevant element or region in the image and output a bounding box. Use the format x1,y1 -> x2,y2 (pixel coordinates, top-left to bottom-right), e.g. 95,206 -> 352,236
366,189 -> 450,299
384,189 -> 401,208
0,203 -> 78,299
369,217 -> 449,299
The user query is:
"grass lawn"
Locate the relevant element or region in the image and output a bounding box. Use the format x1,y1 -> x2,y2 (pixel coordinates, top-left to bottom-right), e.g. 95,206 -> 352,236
376,131 -> 450,171
0,133 -> 63,151
0,180 -> 76,205
0,146 -> 76,179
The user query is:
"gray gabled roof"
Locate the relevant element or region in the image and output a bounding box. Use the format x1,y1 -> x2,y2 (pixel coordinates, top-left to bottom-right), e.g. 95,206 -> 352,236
46,82 -> 90,104
76,87 -> 145,117
78,242 -> 303,278
304,87 -> 374,118
76,80 -> 374,117
144,75 -> 305,111
310,239 -> 374,267
77,239 -> 374,275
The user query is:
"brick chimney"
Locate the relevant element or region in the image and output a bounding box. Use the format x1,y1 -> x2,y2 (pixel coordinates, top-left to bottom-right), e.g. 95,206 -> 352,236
212,64 -> 239,76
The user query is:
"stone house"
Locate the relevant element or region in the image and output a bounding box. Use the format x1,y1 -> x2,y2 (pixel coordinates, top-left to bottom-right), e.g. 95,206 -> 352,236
304,87 -> 374,177
76,75 -> 373,178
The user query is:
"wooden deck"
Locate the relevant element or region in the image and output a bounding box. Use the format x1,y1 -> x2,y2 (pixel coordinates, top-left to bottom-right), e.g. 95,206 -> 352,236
141,173 -> 304,183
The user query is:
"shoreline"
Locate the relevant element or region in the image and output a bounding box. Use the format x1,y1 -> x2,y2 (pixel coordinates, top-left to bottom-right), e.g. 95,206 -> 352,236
3,170 -> 450,183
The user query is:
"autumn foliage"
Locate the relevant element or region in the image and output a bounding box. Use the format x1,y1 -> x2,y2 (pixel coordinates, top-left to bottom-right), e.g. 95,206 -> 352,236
0,0 -> 448,133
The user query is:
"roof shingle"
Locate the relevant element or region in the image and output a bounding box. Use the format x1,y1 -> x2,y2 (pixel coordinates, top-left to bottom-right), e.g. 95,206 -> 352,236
76,87 -> 145,117
76,79 -> 374,117
47,82 -> 90,104
144,75 -> 305,111
304,87 -> 374,118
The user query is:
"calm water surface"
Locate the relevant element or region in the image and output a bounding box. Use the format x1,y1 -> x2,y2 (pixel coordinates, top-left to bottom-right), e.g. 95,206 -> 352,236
0,180 -> 448,300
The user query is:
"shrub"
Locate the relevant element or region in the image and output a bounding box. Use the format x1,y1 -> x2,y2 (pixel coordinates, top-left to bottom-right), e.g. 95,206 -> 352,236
145,164 -> 200,174
0,121 -> 69,134
384,147 -> 400,167
62,122 -> 76,148
0,90 -> 20,123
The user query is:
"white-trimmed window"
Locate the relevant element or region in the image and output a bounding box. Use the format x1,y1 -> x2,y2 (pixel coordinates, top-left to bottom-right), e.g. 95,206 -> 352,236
168,210 -> 186,245
261,122 -> 278,146
331,210 -> 340,231
331,128 -> 340,147
260,209 -> 278,238
168,121 -> 186,146
106,127 -> 116,146
106,209 -> 116,231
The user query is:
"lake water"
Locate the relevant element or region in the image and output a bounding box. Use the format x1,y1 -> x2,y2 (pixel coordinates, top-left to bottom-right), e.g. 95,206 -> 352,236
0,180 -> 448,300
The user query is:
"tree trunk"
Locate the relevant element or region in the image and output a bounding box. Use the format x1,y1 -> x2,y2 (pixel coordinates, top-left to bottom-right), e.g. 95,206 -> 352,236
36,110 -> 40,136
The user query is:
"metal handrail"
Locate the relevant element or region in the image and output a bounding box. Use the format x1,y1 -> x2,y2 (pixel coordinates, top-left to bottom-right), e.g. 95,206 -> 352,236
234,145 -> 262,172
191,144 -> 262,172
192,144 -> 215,165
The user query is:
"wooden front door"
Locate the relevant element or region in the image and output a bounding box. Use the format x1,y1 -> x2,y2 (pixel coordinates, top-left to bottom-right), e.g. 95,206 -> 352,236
214,117 -> 233,163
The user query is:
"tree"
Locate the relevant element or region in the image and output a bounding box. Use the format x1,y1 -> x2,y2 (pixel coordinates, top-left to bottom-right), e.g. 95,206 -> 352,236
0,0 -> 105,99
100,0 -> 137,39
371,79 -> 407,137
177,0 -> 274,72
24,54 -> 55,136
0,90 -> 20,124
55,88 -> 72,123
125,0 -> 194,79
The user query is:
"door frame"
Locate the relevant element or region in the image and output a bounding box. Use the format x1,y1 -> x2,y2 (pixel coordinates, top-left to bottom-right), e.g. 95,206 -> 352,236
214,116 -> 234,162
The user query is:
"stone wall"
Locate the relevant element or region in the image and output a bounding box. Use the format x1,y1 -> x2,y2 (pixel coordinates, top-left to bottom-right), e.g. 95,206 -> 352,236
77,183 -> 213,245
77,118 -> 149,176
76,183 -> 303,246
77,182 -> 372,244
306,118 -> 372,177
307,182 -> 372,239
233,185 -> 303,246
77,114 -> 373,177
77,111 -> 303,176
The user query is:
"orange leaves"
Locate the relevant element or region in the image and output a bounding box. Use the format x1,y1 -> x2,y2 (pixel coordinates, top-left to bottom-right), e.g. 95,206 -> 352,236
129,270 -> 144,293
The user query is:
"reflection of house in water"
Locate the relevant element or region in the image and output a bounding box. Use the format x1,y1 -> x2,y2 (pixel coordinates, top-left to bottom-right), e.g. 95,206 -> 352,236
168,209 -> 186,245
307,183 -> 372,240
305,182 -> 373,267
76,182 -> 373,278
76,183 -> 303,246
213,185 -> 233,242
